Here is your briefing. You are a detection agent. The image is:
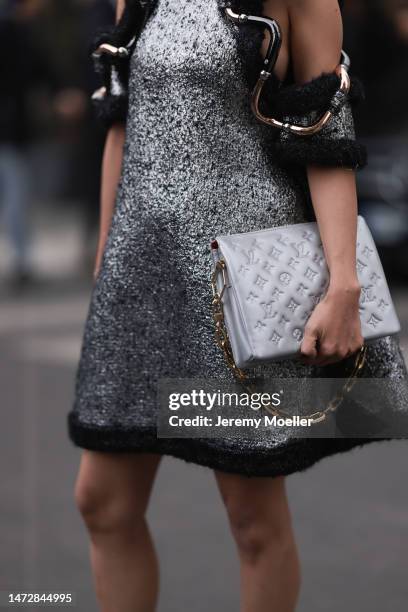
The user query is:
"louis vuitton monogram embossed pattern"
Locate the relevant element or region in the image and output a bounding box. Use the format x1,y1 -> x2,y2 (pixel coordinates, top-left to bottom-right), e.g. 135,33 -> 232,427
213,216 -> 400,368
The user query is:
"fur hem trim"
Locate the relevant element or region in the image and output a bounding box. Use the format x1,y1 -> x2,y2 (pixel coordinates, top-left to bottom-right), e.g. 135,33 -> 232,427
94,0 -> 146,49
67,412 -> 381,478
93,94 -> 128,127
268,74 -> 365,118
274,138 -> 368,170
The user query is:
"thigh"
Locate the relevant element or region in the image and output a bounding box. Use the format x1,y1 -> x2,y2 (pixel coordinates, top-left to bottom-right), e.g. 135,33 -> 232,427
75,451 -> 162,515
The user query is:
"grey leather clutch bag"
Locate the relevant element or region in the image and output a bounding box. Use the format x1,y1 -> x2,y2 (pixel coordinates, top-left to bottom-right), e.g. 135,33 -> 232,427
211,216 -> 400,369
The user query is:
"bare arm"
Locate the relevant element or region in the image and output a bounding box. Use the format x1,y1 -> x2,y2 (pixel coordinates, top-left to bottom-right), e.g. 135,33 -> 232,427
94,0 -> 126,279
276,0 -> 363,364
289,0 -> 359,291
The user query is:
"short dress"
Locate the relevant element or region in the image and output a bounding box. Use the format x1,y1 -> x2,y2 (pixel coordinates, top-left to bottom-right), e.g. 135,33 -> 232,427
68,0 -> 408,477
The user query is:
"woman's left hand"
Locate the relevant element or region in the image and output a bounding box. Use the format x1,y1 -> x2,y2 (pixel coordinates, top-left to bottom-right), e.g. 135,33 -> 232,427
300,282 -> 364,366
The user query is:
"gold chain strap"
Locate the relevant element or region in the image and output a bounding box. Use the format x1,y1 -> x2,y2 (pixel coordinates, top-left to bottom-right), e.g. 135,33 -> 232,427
211,259 -> 367,425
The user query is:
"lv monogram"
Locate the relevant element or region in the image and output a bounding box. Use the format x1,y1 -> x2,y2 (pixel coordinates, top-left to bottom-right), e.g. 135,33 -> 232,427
269,246 -> 283,261
243,249 -> 260,265
213,217 -> 400,368
254,275 -> 268,290
360,285 -> 376,304
291,241 -> 311,258
279,272 -> 292,286
261,301 -> 277,319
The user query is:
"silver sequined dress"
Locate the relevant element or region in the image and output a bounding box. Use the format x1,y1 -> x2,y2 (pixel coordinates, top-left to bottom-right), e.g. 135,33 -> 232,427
68,0 -> 408,476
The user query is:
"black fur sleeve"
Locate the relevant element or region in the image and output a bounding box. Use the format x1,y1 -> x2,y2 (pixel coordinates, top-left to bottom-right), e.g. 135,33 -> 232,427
90,0 -> 149,128
91,35 -> 132,128
270,73 -> 367,169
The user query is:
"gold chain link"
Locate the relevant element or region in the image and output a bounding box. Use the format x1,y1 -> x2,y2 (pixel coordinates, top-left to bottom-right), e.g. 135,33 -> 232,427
211,258 -> 367,425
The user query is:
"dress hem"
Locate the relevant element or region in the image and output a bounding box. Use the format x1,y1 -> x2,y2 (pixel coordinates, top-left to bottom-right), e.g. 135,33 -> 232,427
67,412 -> 385,478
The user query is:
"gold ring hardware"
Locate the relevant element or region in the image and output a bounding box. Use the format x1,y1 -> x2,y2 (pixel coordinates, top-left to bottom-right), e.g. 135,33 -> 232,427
224,7 -> 248,24
211,256 -> 367,425
251,64 -> 351,135
93,43 -> 129,59
225,6 -> 351,136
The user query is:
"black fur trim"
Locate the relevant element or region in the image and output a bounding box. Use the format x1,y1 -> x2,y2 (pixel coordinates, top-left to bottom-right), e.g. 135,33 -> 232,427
90,0 -> 156,127
219,2 -> 363,114
93,94 -> 128,128
92,48 -> 130,103
266,74 -> 365,119
102,0 -> 147,48
68,411 -> 382,478
274,137 -> 368,170
91,0 -> 147,71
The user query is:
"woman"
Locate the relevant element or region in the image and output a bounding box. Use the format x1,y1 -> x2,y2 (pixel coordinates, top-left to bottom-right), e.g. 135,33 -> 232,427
68,0 -> 408,610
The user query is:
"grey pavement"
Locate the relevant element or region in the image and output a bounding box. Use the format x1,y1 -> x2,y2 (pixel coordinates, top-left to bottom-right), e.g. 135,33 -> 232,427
1,209 -> 408,612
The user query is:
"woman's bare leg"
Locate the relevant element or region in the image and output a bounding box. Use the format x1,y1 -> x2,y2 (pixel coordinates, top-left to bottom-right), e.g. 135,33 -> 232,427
75,451 -> 161,612
215,471 -> 300,612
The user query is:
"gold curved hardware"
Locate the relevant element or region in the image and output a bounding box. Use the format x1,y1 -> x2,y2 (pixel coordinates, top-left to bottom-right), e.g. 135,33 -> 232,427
252,64 -> 351,135
92,43 -> 129,59
225,7 -> 246,23
91,86 -> 107,102
225,6 -> 351,136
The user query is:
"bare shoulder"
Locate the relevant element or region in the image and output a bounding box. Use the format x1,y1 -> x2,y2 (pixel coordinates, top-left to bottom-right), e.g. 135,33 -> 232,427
116,0 -> 126,21
262,0 -> 290,25
285,0 -> 343,82
286,0 -> 341,16
264,0 -> 339,14
285,0 -> 342,38
262,0 -> 291,81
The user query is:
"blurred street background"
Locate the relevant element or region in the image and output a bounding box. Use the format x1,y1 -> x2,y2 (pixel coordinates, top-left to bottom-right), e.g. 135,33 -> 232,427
1,0 -> 408,610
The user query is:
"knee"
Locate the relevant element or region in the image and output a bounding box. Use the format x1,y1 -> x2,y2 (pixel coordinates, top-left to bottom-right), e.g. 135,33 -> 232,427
74,478 -> 141,535
227,505 -> 293,565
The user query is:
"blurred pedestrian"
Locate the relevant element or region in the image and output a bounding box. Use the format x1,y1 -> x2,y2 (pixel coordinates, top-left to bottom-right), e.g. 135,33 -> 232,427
48,0 -> 116,273
71,0 -> 116,271
0,0 -> 55,287
0,1 -> 34,285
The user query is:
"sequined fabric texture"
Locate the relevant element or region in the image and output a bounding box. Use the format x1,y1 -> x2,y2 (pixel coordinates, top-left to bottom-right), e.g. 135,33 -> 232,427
69,0 -> 408,477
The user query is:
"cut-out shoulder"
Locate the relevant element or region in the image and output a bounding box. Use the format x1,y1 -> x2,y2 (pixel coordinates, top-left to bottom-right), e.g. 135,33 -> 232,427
286,0 -> 342,83
116,0 -> 125,21
262,0 -> 342,84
